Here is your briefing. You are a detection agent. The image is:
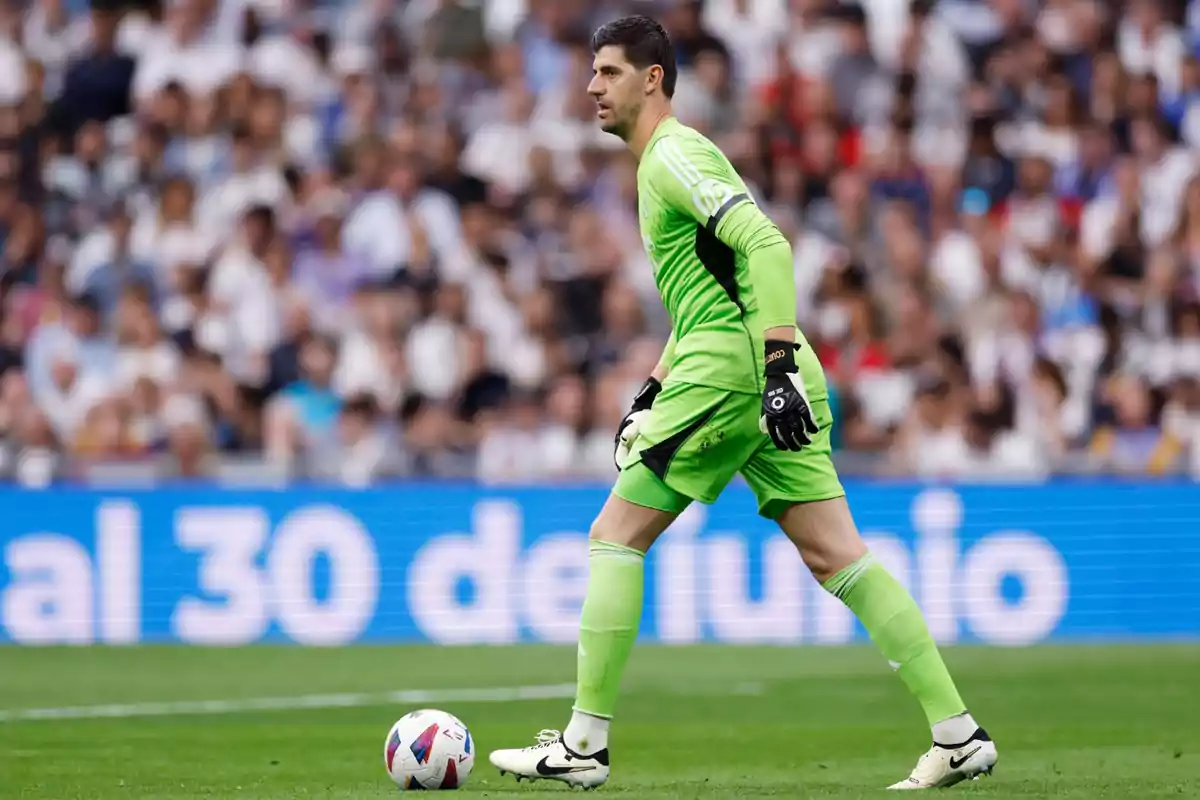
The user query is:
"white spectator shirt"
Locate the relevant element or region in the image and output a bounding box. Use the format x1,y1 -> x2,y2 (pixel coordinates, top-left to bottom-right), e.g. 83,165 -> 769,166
528,98 -> 615,189
930,229 -> 986,311
461,267 -> 547,390
337,431 -> 391,487
247,33 -> 325,105
579,427 -> 619,478
1117,19 -> 1186,99
536,423 -> 580,478
40,371 -> 111,443
414,188 -> 466,260
1163,402 -> 1200,477
671,71 -> 719,131
116,11 -> 156,55
130,212 -> 213,273
208,247 -> 280,384
1079,193 -> 1122,262
476,423 -> 579,484
132,31 -> 243,104
1140,147 -> 1197,247
342,189 -> 463,277
22,4 -> 90,92
483,0 -> 527,41
969,326 -> 1036,389
461,119 -> 532,194
0,37 -> 27,105
1179,101 -> 1200,151
786,18 -> 843,79
115,341 -> 181,391
792,230 -> 840,323
342,192 -> 411,277
862,0 -> 968,89
405,315 -> 464,401
854,370 -> 916,429
477,424 -> 544,484
914,427 -> 1046,480
333,331 -> 405,410
702,0 -> 785,87
195,167 -> 289,240
67,227 -> 118,295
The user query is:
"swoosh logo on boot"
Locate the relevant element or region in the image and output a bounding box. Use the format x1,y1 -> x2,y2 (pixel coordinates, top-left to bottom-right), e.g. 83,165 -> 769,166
535,756 -> 593,776
949,746 -> 982,770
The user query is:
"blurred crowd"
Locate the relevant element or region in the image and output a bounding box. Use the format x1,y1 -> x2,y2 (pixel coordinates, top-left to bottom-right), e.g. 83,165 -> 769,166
2,0 -> 1200,487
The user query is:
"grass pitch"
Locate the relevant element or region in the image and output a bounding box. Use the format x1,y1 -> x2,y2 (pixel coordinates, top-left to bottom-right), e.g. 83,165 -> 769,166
1,644 -> 1197,798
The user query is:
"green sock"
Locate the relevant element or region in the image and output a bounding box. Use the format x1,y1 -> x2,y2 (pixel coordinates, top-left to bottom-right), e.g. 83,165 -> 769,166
573,540 -> 645,719
824,553 -> 966,725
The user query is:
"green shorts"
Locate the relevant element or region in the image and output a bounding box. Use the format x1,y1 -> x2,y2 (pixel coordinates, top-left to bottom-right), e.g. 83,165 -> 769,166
614,351 -> 844,520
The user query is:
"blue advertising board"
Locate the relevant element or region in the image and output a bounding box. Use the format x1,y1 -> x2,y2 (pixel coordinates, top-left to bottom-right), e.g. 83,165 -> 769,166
0,482 -> 1196,646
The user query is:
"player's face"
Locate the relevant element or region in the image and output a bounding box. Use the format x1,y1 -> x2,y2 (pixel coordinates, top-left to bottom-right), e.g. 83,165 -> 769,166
587,45 -> 646,137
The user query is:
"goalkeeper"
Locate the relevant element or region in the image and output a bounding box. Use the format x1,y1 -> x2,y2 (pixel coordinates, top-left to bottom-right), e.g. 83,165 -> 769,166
489,15 -> 998,792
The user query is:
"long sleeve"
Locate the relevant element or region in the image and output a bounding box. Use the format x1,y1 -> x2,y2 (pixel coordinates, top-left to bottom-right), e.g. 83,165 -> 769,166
648,132 -> 796,332
659,329 -> 677,369
710,201 -> 796,330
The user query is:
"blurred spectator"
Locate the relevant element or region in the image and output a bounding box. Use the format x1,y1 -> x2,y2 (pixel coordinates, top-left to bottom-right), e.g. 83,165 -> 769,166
4,0 -> 1200,486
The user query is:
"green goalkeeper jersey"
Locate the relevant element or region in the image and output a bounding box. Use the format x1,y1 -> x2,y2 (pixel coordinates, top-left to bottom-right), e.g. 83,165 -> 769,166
637,117 -> 806,396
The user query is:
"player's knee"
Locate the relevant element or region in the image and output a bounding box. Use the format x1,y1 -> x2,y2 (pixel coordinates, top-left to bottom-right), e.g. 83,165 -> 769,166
588,515 -> 625,545
587,515 -> 652,551
798,546 -> 843,584
776,497 -> 867,583
588,495 -> 676,551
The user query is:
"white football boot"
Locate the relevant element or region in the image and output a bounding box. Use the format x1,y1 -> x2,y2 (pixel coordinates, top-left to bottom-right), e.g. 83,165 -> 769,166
489,729 -> 610,789
888,728 -> 997,790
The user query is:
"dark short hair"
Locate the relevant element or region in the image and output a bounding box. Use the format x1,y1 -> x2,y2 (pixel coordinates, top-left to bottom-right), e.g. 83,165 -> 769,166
591,15 -> 677,99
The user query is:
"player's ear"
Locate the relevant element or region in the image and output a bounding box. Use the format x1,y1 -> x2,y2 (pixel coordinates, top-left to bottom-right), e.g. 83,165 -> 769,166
645,64 -> 663,96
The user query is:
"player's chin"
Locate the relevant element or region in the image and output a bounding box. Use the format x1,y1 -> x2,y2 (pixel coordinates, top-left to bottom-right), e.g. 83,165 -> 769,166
597,118 -> 622,135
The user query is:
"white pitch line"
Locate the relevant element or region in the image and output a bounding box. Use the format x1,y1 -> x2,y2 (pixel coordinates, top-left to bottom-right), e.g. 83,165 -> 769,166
0,683 -> 577,723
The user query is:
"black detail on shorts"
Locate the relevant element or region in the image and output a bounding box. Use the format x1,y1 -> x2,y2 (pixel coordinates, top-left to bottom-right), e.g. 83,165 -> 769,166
694,222 -> 744,313
705,192 -> 748,235
639,400 -> 725,481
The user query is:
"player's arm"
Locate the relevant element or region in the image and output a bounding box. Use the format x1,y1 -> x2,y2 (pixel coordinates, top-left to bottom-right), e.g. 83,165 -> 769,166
653,331 -> 676,382
650,136 -> 796,338
652,136 -> 816,450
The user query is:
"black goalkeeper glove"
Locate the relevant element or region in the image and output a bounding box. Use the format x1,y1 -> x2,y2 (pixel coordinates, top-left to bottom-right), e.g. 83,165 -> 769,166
759,340 -> 819,451
613,377 -> 662,470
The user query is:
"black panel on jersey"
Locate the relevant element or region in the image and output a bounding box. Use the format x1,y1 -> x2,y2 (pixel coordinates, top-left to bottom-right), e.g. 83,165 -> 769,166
694,222 -> 745,314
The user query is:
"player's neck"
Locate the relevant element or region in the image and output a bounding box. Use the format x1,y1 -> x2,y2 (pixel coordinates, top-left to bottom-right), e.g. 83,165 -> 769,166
627,105 -> 673,161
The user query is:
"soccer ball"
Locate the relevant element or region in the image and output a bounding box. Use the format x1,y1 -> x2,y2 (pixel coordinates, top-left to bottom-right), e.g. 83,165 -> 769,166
384,709 -> 475,790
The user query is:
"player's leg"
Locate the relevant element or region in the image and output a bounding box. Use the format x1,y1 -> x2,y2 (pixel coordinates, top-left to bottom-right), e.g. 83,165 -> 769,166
742,349 -> 996,789
567,486 -> 682,756
488,484 -> 683,787
771,497 -> 994,788
490,382 -> 739,788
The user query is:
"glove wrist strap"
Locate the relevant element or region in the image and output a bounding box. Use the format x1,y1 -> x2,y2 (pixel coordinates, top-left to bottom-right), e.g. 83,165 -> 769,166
632,376 -> 662,410
764,340 -> 798,375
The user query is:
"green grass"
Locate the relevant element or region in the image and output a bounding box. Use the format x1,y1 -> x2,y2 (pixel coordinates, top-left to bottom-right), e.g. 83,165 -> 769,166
1,645 -> 1198,798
